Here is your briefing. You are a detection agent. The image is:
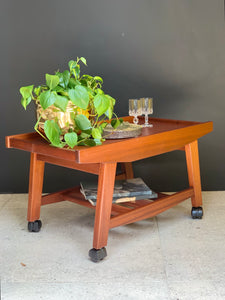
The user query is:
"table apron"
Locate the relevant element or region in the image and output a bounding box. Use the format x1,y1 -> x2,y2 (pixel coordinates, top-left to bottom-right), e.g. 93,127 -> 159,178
37,154 -> 100,175
76,123 -> 212,163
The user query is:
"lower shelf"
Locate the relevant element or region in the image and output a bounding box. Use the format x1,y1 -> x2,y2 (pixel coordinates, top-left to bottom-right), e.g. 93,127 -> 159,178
41,186 -> 194,227
41,186 -> 153,216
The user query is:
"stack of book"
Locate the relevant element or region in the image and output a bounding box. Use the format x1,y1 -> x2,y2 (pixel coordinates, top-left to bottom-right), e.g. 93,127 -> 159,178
80,177 -> 157,206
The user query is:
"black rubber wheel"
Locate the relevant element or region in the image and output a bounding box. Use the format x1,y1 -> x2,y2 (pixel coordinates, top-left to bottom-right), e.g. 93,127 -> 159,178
191,207 -> 203,219
89,247 -> 107,262
28,220 -> 42,232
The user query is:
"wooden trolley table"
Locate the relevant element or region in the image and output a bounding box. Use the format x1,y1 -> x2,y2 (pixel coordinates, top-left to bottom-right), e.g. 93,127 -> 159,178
6,117 -> 213,262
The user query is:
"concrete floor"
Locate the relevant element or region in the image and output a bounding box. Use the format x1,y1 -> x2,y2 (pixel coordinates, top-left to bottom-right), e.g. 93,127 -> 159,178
1,191 -> 225,300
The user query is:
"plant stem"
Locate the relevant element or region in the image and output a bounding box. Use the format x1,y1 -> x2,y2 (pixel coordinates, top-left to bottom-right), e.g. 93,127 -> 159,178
34,115 -> 49,142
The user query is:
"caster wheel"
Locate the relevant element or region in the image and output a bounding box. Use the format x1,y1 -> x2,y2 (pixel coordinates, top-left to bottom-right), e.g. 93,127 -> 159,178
28,220 -> 42,232
89,247 -> 107,262
191,207 -> 203,219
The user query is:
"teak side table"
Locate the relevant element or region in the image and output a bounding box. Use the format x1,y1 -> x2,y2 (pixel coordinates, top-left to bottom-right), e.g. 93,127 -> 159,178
6,117 -> 213,262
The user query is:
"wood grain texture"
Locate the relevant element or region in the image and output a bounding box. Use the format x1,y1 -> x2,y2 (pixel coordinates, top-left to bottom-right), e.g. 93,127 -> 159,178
37,154 -> 100,174
27,153 -> 45,222
120,162 -> 134,179
185,141 -> 203,207
109,188 -> 194,228
41,186 -> 80,206
5,118 -> 213,164
92,162 -> 117,249
76,121 -> 213,163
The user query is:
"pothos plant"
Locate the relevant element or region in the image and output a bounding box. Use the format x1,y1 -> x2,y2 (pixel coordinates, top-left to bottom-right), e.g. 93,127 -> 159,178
20,57 -> 122,148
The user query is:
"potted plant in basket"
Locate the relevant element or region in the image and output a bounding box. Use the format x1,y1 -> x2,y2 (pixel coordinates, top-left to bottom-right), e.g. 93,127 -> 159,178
20,57 -> 122,148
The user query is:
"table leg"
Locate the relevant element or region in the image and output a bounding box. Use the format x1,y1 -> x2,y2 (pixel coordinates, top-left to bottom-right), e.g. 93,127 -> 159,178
185,141 -> 203,218
27,153 -> 45,231
121,162 -> 134,179
89,162 -> 117,262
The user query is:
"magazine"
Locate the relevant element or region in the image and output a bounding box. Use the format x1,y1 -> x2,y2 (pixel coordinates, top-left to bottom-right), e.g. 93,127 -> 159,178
80,177 -> 157,206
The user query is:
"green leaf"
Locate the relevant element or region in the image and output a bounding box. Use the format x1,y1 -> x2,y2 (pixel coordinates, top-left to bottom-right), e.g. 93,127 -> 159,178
56,70 -> 70,89
105,106 -> 113,119
53,86 -> 64,93
93,94 -> 110,116
105,94 -> 116,106
73,65 -> 80,78
40,90 -> 57,110
93,139 -> 102,145
69,60 -> 80,78
94,76 -> 103,83
75,114 -> 92,130
68,78 -> 80,89
111,119 -> 121,129
68,85 -> 89,109
98,122 -> 108,134
68,60 -> 77,71
20,85 -> 34,98
54,95 -> 69,112
82,75 -> 93,81
95,88 -> 104,95
79,132 -> 90,139
82,128 -> 92,135
87,87 -> 95,97
82,139 -> 96,147
21,96 -> 32,110
34,86 -> 41,97
46,74 -> 60,90
64,132 -> 78,148
80,57 -> 87,66
91,128 -> 102,139
20,85 -> 34,109
44,120 -> 62,147
104,95 -> 116,119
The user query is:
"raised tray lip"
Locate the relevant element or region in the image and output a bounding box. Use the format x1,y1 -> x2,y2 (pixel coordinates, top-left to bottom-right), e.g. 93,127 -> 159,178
5,117 -> 213,163
6,117 -> 206,144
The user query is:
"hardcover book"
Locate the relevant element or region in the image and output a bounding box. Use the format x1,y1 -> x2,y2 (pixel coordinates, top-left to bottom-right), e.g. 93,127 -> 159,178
80,177 -> 157,206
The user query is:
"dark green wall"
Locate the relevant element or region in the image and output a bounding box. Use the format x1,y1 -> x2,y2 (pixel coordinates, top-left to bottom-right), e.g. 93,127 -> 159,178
1,0 -> 224,192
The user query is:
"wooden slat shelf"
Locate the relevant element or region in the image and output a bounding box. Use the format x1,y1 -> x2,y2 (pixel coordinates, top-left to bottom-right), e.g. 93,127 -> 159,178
41,185 -> 193,226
